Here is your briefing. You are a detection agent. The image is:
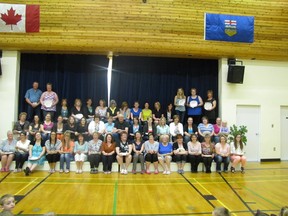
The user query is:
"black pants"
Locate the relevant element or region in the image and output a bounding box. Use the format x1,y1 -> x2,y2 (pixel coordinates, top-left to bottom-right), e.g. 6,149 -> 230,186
102,155 -> 114,172
145,153 -> 158,163
88,154 -> 101,169
46,153 -> 60,163
202,157 -> 213,173
15,152 -> 29,169
173,154 -> 187,163
189,155 -> 201,172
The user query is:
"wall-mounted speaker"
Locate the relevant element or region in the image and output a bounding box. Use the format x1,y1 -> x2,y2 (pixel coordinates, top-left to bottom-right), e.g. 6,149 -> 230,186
227,65 -> 245,84
0,58 -> 2,76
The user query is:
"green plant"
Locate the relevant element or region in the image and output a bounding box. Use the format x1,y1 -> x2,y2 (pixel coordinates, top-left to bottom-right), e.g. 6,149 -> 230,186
228,124 -> 248,145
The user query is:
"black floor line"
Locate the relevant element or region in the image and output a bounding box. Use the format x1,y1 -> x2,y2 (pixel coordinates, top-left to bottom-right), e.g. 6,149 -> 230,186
180,173 -> 215,209
219,173 -> 255,215
0,171 -> 11,183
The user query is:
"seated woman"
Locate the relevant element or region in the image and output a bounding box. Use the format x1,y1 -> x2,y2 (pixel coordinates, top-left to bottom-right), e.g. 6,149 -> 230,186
24,132 -> 46,176
95,99 -> 108,123
40,113 -> 54,143
184,117 -> 198,144
158,134 -> 173,175
156,117 -> 170,139
14,132 -> 30,172
57,98 -> 70,123
88,132 -> 103,174
88,115 -> 105,140
230,134 -> 246,173
173,134 -> 188,174
152,101 -> 164,125
120,101 -> 131,122
77,117 -> 90,141
129,117 -> 142,141
45,131 -> 62,173
219,120 -> 230,136
74,134 -> 88,174
169,115 -> 184,142
215,135 -> 230,173
198,116 -> 214,142
201,134 -> 215,173
187,134 -> 202,173
213,117 -> 222,144
0,131 -> 16,172
101,133 -> 116,174
107,100 -> 120,122
116,131 -> 132,175
83,98 -> 94,123
59,132 -> 75,173
165,103 -> 175,125
70,98 -> 84,123
132,131 -> 145,174
28,115 -> 41,142
130,101 -> 142,123
64,116 -> 78,141
141,102 -> 152,124
144,133 -> 159,174
104,116 -> 115,135
143,117 -> 157,141
53,115 -> 65,141
13,112 -> 29,140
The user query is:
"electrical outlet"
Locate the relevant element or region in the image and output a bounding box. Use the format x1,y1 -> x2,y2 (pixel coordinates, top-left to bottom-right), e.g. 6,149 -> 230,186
273,147 -> 276,151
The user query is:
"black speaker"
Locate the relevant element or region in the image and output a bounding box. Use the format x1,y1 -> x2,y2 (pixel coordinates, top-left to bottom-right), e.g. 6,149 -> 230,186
227,65 -> 245,84
0,58 -> 2,76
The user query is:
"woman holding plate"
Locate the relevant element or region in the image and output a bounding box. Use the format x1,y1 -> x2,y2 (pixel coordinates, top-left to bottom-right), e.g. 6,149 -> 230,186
71,98 -> 84,123
40,82 -> 59,121
186,88 -> 203,125
203,90 -> 217,124
174,88 -> 186,124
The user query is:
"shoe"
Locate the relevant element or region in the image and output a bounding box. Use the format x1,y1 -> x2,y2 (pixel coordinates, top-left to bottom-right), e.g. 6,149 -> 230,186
14,169 -> 18,173
65,170 -> 70,173
241,167 -> 245,174
76,170 -> 79,174
217,170 -> 221,173
123,169 -> 128,175
120,169 -> 125,174
146,170 -> 151,174
52,169 -> 56,173
141,170 -> 145,174
0,168 -> 4,172
177,170 -> 181,174
166,171 -> 171,175
104,171 -> 108,174
132,170 -> 136,174
24,167 -> 30,176
59,169 -> 64,173
163,170 -> 167,175
79,170 -> 83,174
224,170 -> 228,173
95,169 -> 98,174
4,167 -> 9,172
154,169 -> 159,174
90,169 -> 94,174
107,171 -> 111,174
181,170 -> 185,174
231,167 -> 235,173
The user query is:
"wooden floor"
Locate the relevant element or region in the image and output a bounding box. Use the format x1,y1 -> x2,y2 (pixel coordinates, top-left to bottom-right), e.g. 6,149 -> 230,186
1,162 -> 287,216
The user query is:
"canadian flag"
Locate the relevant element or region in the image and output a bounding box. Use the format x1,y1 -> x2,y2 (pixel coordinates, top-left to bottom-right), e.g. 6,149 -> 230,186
0,3 -> 39,33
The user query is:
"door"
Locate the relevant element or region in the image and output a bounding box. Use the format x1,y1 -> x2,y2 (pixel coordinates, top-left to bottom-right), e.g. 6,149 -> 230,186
236,105 -> 260,161
280,107 -> 288,160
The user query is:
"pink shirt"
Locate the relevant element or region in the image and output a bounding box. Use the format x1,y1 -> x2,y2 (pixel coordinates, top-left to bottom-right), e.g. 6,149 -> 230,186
215,143 -> 230,155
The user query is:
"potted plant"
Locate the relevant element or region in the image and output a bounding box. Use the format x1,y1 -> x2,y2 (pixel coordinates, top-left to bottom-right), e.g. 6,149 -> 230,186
228,124 -> 248,145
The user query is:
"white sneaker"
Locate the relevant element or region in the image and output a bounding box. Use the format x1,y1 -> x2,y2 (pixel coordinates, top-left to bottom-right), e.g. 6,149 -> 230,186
79,170 -> 83,174
163,171 -> 167,175
166,171 -> 171,175
120,169 -> 125,174
76,170 -> 79,174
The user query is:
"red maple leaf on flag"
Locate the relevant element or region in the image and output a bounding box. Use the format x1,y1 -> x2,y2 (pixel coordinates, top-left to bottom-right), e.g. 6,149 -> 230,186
1,7 -> 22,30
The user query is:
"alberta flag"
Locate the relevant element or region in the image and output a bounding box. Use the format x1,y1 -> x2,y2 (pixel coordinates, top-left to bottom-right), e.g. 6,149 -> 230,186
205,13 -> 254,43
0,3 -> 39,33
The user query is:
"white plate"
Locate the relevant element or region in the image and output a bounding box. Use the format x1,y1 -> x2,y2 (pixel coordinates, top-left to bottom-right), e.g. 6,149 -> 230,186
3,151 -> 13,154
29,156 -> 39,161
120,152 -> 127,156
44,100 -> 53,108
189,101 -> 198,108
204,102 -> 212,110
75,114 -> 84,119
177,99 -> 185,106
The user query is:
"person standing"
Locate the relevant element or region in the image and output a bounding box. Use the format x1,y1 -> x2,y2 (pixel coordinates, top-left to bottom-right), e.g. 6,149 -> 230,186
25,82 -> 42,122
40,83 -> 59,121
174,88 -> 186,124
187,88 -> 203,125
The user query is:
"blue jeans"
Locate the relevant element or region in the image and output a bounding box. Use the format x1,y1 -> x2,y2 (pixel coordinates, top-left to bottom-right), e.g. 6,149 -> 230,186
60,153 -> 72,170
215,155 -> 230,171
175,110 -> 185,124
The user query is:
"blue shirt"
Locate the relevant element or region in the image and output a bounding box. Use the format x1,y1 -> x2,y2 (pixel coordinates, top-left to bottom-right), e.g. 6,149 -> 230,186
105,122 -> 115,133
158,142 -> 173,155
25,88 -> 42,103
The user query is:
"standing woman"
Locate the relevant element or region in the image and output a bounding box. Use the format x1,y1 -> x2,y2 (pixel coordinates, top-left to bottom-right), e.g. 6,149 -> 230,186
230,134 -> 246,173
203,90 -> 217,124
74,134 -> 88,174
28,115 -> 41,142
144,133 -> 159,174
174,88 -> 186,124
95,99 -> 107,123
83,98 -> 95,123
24,132 -> 46,176
158,134 -> 173,175
201,134 -> 215,173
101,133 -> 116,174
14,132 -> 30,172
40,113 -> 54,143
187,134 -> 202,173
173,134 -> 188,174
70,98 -> 84,123
88,132 -> 103,174
59,132 -> 74,173
45,131 -> 61,173
40,82 -> 59,121
132,131 -> 145,174
187,88 -> 203,125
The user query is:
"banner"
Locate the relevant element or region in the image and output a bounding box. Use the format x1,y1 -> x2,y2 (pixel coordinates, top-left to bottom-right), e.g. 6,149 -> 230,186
205,13 -> 254,43
0,3 -> 39,33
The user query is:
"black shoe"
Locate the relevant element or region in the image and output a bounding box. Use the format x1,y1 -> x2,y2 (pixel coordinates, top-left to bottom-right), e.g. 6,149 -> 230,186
241,167 -> 245,174
94,169 -> 98,174
231,167 -> 235,173
90,169 -> 94,174
24,167 -> 30,176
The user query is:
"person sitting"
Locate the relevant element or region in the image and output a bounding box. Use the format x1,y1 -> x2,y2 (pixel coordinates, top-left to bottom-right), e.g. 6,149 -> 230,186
0,131 -> 16,172
173,134 -> 188,174
169,115 -> 184,142
107,100 -> 120,122
143,116 -> 157,141
28,115 -> 41,142
165,103 -> 175,125
187,134 -> 202,173
14,132 -> 30,172
83,98 -> 94,123
132,131 -> 145,174
95,99 -> 107,123
144,133 -> 159,174
59,132 -> 74,173
184,117 -> 198,144
74,134 -> 88,174
57,98 -> 70,123
40,113 -> 54,143
13,112 -> 29,140
215,135 -> 230,173
53,115 -> 65,141
130,101 -> 142,123
45,131 -> 61,173
212,207 -> 230,216
158,134 -> 173,175
70,98 -> 84,123
156,117 -> 170,139
88,132 -> 103,174
64,116 -> 78,141
213,117 -> 222,144
104,116 -> 115,135
219,120 -> 230,137
129,117 -> 142,141
116,131 -> 132,175
230,134 -> 246,173
198,116 -> 214,142
24,132 -> 46,176
152,101 -> 164,125
77,117 -> 90,141
88,115 -> 105,140
141,102 -> 152,124
0,194 -> 15,216
112,114 -> 129,143
201,134 -> 215,173
119,101 -> 131,122
280,206 -> 288,216
101,133 -> 116,174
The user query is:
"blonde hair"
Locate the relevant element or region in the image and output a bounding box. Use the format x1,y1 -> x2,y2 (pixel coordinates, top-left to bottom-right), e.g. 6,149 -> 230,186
176,88 -> 185,99
0,194 -> 14,206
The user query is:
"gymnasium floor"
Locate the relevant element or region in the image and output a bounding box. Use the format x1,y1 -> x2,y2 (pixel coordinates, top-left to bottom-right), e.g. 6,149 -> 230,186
1,162 -> 287,216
